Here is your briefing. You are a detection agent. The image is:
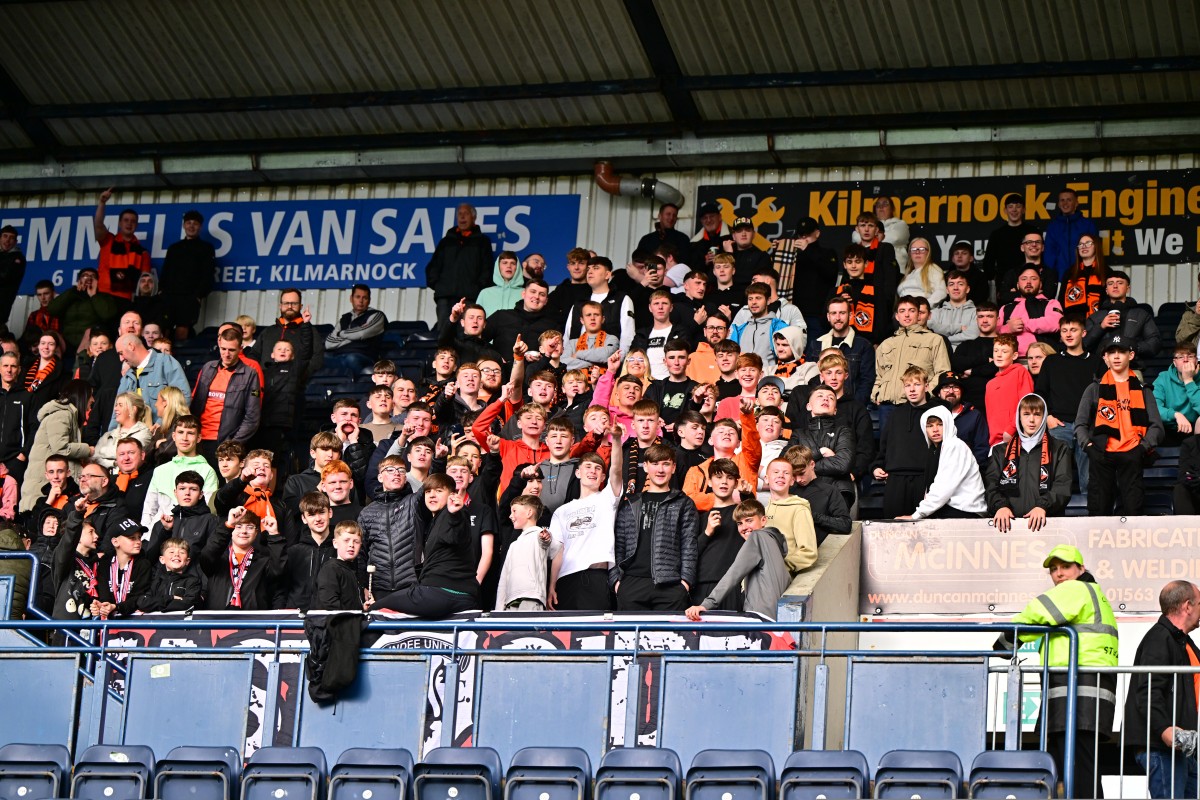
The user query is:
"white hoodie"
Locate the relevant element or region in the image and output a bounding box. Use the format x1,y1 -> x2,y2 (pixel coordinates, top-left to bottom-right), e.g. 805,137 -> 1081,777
911,406 -> 988,519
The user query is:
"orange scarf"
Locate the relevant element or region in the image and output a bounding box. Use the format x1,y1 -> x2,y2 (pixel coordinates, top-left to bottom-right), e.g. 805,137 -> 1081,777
576,330 -> 606,353
116,471 -> 138,492
25,357 -> 56,391
243,485 -> 276,520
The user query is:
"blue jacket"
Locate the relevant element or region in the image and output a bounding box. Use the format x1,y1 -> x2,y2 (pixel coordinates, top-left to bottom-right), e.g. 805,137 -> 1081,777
953,404 -> 990,464
108,350 -> 190,430
1044,212 -> 1099,279
732,315 -> 790,371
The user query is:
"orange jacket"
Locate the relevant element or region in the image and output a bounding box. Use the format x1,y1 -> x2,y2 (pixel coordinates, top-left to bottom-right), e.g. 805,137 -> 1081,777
682,408 -> 761,511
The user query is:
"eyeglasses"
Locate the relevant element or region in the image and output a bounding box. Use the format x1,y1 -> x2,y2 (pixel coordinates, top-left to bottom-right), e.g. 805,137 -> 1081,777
82,472 -> 108,480
280,300 -> 301,306
910,247 -> 928,253
705,325 -> 727,331
381,467 -> 406,475
1021,240 -> 1043,246
1077,242 -> 1095,249
480,367 -> 501,375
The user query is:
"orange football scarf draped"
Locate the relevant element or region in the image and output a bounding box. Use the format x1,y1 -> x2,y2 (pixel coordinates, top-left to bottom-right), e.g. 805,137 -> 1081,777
1093,371 -> 1148,451
242,486 -> 276,520
998,432 -> 1052,496
1062,266 -> 1103,316
25,357 -> 56,391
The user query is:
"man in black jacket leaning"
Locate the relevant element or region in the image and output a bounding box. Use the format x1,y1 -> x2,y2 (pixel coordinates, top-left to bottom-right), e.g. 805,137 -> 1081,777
1124,580 -> 1200,799
426,203 -> 494,335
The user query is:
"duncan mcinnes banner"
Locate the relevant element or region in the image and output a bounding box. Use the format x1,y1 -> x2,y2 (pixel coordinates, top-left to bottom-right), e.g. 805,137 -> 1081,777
0,195 -> 582,293
698,170 -> 1200,266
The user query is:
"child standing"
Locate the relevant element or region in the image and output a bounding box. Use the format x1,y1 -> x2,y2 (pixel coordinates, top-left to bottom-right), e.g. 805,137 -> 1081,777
986,334 -> 1034,446
495,495 -> 560,611
763,458 -> 819,574
278,491 -> 336,611
692,459 -> 745,609
315,521 -> 371,611
873,367 -> 942,518
94,519 -> 152,618
200,507 -> 287,611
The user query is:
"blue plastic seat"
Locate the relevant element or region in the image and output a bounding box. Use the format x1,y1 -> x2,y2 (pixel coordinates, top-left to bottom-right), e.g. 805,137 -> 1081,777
241,747 -> 327,800
780,750 -> 870,800
415,748 -> 503,800
967,751 -> 1055,799
153,746 -> 242,800
71,745 -> 157,800
685,750 -> 775,800
873,750 -> 962,799
504,747 -> 591,800
0,743 -> 72,800
330,749 -> 415,800
595,748 -> 682,800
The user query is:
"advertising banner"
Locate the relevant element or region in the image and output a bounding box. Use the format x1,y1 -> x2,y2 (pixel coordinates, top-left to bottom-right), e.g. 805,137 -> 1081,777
698,170 -> 1200,265
859,517 -> 1200,615
0,195 -> 582,293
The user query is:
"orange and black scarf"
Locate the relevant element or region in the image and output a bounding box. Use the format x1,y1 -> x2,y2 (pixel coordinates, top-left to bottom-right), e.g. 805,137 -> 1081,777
1062,265 -> 1104,315
25,356 -> 56,392
1093,371 -> 1148,446
998,432 -> 1052,496
575,330 -> 606,353
838,278 -> 876,335
242,485 -> 276,520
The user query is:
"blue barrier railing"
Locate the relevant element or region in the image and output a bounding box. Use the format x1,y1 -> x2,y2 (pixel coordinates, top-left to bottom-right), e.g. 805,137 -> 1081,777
0,552 -> 1080,796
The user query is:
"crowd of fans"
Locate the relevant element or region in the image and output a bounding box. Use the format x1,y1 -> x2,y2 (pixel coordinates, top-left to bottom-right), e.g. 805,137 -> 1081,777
0,187 -> 1194,624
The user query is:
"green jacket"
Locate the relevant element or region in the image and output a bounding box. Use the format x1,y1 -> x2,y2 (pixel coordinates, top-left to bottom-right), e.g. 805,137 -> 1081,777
1152,365 -> 1200,427
0,527 -> 31,617
46,287 -> 120,346
1012,577 -> 1119,668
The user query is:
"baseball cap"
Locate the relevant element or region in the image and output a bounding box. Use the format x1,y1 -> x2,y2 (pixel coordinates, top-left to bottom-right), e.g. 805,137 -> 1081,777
732,217 -> 754,231
794,217 -> 819,237
1043,544 -> 1084,568
1104,336 -> 1133,353
935,372 -> 963,393
182,209 -> 204,223
114,518 -> 147,539
950,240 -> 974,253
698,201 -> 721,217
757,376 -> 786,394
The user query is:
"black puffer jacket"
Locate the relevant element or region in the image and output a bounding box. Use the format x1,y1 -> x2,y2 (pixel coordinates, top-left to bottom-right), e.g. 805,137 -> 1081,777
610,490 -> 699,589
199,527 -> 287,611
790,416 -> 856,498
1083,296 -> 1162,360
261,360 -> 302,429
358,488 -> 425,596
425,225 -> 494,302
486,302 -> 561,365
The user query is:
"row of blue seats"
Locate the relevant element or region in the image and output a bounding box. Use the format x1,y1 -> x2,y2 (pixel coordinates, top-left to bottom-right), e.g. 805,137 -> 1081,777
0,743 -> 1057,800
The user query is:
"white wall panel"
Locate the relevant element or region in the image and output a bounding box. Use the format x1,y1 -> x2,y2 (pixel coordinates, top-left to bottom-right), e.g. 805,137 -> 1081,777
2,154 -> 1196,336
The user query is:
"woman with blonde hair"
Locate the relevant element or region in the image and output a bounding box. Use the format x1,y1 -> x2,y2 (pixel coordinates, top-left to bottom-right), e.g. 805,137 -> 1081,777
152,385 -> 191,464
1024,342 -> 1056,377
618,348 -> 653,392
93,392 -> 153,469
897,237 -> 947,306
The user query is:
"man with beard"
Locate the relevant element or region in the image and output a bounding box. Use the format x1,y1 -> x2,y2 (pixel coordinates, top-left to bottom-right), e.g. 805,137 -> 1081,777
999,265 -> 1064,357
997,230 -> 1058,308
76,460 -> 128,551
250,289 -> 323,380
935,373 -> 989,464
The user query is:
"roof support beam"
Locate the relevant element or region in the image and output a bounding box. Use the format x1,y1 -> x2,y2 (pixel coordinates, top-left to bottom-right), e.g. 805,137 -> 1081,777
0,62 -> 59,152
10,56 -> 1199,122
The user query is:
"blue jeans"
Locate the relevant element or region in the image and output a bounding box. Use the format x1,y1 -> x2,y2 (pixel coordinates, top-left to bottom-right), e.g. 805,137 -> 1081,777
1137,749 -> 1198,799
1050,421 -> 1088,495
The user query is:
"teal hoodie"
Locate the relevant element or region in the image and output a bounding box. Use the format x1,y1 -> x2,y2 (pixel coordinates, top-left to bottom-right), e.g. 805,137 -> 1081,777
476,255 -> 526,317
1152,364 -> 1200,427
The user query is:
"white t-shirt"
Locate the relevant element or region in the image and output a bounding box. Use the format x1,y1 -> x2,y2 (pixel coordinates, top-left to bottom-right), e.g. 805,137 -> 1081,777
549,489 -> 619,578
644,324 -> 674,380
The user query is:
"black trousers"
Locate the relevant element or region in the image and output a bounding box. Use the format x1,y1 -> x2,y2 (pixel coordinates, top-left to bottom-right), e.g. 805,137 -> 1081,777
373,585 -> 477,618
1175,484 -> 1200,514
555,568 -> 614,612
1049,730 -> 1102,799
616,575 -> 689,612
691,580 -> 742,611
882,472 -> 926,518
1087,448 -> 1145,515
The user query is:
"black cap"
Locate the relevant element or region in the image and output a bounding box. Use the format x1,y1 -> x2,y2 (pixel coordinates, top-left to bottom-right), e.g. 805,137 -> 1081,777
0,225 -> 16,235
182,209 -> 203,222
698,201 -> 721,217
950,240 -> 974,253
732,217 -> 754,231
1104,336 -> 1133,353
936,372 -> 964,393
794,217 -> 819,236
1001,193 -> 1024,206
114,518 -> 147,539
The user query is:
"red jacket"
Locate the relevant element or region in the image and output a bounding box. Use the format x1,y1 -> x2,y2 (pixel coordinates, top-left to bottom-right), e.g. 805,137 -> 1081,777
985,364 -> 1034,445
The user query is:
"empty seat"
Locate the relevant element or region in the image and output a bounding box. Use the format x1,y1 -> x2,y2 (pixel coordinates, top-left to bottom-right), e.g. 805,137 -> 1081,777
71,745 -> 157,800
967,751 -> 1055,799
154,746 -> 242,800
504,747 -> 591,800
0,743 -> 72,800
414,748 -> 503,800
872,750 -> 962,799
685,750 -> 775,800
330,749 -> 415,800
780,750 -> 870,800
241,747 -> 327,800
595,748 -> 682,800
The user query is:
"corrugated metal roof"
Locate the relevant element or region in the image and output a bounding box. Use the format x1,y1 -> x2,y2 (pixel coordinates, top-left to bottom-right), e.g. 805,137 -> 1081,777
0,0 -> 1197,174
2,0 -> 649,105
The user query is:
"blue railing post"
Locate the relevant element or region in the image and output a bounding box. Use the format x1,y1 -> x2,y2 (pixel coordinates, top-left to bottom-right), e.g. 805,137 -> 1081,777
1063,626 -> 1079,800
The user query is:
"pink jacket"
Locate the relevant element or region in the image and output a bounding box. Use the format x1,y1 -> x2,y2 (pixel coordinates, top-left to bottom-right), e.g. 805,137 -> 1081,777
592,370 -> 633,442
999,294 -> 1064,356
